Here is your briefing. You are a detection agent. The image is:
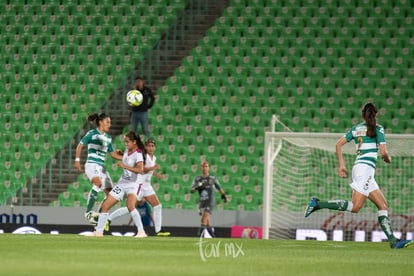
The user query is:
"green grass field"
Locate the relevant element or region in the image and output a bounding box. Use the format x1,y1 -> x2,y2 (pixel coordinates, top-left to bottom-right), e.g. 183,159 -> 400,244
0,234 -> 413,276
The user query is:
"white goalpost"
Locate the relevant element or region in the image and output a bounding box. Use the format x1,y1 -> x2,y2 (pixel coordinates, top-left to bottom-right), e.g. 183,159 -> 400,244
263,116 -> 414,241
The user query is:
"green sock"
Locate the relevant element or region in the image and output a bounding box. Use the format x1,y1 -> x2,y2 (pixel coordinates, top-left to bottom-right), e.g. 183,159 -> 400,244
86,189 -> 98,213
96,196 -> 106,213
378,215 -> 396,243
319,200 -> 349,211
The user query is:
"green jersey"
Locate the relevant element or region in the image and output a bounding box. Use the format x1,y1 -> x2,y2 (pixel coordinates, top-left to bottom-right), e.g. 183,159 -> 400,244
344,122 -> 386,169
80,128 -> 114,166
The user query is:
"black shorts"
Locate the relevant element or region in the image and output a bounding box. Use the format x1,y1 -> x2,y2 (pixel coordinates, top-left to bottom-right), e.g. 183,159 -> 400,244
198,199 -> 212,214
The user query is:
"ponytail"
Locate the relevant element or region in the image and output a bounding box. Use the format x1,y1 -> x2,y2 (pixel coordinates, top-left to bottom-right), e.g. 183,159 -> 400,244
88,112 -> 109,127
362,103 -> 377,138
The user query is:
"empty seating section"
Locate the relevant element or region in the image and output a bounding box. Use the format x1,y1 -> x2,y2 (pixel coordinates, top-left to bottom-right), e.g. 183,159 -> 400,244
0,1 -> 186,204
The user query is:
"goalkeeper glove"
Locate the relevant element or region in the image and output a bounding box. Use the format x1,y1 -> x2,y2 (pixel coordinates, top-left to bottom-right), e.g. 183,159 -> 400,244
196,182 -> 205,191
221,194 -> 228,203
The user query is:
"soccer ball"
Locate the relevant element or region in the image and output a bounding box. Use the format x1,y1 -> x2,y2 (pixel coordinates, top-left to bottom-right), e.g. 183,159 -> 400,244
126,90 -> 143,106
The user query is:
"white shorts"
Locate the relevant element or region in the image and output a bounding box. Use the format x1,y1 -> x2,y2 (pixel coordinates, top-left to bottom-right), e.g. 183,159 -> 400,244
110,181 -> 142,202
136,184 -> 155,200
350,164 -> 379,196
85,163 -> 113,190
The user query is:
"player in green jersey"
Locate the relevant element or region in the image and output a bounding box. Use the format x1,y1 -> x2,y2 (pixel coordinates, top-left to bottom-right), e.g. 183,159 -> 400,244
305,103 -> 412,249
74,113 -> 123,225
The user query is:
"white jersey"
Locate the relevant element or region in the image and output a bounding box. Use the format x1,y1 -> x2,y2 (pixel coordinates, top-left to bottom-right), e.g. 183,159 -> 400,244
143,153 -> 156,187
118,148 -> 144,185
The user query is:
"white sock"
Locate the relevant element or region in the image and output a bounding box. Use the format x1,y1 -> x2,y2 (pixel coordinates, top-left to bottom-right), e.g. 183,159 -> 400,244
378,210 -> 388,217
108,207 -> 129,222
96,196 -> 107,213
153,204 -> 162,233
130,209 -> 144,232
96,212 -> 108,233
92,185 -> 101,192
346,201 -> 354,212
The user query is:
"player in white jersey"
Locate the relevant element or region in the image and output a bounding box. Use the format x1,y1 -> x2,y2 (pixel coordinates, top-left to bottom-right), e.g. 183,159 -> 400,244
74,113 -> 123,225
93,131 -> 147,238
305,103 -> 412,249
105,138 -> 170,236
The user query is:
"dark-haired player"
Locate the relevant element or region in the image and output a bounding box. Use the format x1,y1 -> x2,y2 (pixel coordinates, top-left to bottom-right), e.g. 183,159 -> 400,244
305,103 -> 412,249
74,113 -> 122,225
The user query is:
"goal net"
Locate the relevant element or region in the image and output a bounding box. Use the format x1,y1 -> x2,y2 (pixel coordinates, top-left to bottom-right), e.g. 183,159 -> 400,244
263,129 -> 414,241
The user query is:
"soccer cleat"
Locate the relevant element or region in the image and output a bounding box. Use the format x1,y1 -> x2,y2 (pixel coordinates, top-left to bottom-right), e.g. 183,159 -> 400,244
85,211 -> 99,226
94,232 -> 104,237
134,230 -> 148,238
85,231 -> 103,237
104,220 -> 111,232
391,239 -> 413,249
304,197 -> 320,218
156,231 -> 171,237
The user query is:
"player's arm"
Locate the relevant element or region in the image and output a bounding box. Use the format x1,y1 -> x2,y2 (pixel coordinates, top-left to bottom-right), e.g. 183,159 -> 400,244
218,188 -> 228,203
74,143 -> 83,171
119,161 -> 144,174
379,143 -> 391,163
153,172 -> 163,179
190,178 -> 200,193
336,136 -> 348,178
110,150 -> 123,160
214,178 -> 228,203
143,163 -> 160,173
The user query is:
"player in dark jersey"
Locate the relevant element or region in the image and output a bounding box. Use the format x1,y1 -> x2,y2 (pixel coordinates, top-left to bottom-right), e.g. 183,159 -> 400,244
191,161 -> 228,237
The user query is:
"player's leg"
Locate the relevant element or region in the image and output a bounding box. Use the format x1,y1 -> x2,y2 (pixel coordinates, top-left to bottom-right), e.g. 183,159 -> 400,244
104,207 -> 129,231
96,171 -> 113,213
200,209 -> 215,238
305,189 -> 363,217
127,193 -> 146,238
107,207 -> 129,222
86,176 -> 102,212
197,209 -> 207,237
305,165 -> 373,217
84,164 -> 106,217
369,189 -> 412,249
85,175 -> 102,222
144,194 -> 161,230
201,211 -> 210,225
94,194 -> 118,236
198,201 -> 214,238
145,193 -> 169,236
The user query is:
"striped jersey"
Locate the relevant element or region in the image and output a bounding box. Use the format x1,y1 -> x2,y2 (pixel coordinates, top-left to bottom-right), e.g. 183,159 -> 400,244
80,128 -> 114,166
344,122 -> 386,169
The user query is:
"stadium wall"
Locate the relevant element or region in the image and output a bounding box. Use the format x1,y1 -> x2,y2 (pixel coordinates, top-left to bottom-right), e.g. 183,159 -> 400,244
0,206 -> 261,237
